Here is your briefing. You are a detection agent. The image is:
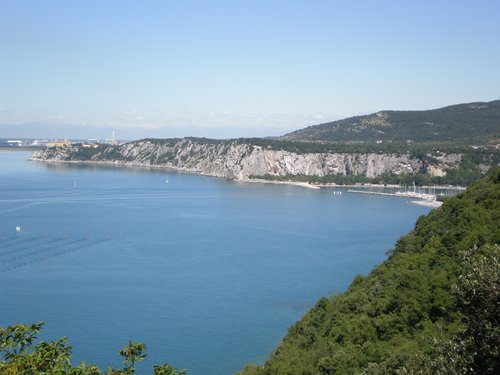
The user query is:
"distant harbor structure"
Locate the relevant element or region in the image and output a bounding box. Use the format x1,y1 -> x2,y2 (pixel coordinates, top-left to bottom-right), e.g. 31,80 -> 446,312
345,182 -> 464,208
348,189 -> 443,208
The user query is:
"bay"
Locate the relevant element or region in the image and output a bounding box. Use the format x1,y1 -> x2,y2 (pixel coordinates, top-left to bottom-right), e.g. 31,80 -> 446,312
0,150 -> 431,374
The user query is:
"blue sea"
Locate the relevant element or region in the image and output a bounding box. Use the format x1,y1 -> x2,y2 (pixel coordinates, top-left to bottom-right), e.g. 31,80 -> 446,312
0,150 -> 431,374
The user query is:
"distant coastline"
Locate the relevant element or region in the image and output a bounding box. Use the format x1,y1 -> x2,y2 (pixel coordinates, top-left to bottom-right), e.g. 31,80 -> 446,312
29,156 -> 467,191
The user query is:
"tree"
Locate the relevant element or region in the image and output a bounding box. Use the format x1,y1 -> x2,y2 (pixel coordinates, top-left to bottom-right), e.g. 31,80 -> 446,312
0,322 -> 43,359
153,363 -> 187,375
119,341 -> 146,374
453,244 -> 500,374
1,322 -> 188,374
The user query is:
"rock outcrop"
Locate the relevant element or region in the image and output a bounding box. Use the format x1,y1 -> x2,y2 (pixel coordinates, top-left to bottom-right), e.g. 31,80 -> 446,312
32,138 -> 462,181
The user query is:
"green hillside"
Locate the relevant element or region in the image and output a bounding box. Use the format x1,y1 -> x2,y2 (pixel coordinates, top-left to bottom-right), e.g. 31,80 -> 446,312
282,100 -> 500,144
239,170 -> 500,375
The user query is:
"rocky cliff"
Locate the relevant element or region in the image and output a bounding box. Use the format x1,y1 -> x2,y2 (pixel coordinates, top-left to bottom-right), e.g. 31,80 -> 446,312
32,138 -> 462,181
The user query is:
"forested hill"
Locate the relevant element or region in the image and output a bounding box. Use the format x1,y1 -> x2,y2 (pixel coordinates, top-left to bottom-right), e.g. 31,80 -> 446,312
281,100 -> 500,144
239,170 -> 500,375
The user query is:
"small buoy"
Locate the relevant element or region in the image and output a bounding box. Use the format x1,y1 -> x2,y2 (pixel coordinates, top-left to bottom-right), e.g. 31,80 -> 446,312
16,225 -> 21,232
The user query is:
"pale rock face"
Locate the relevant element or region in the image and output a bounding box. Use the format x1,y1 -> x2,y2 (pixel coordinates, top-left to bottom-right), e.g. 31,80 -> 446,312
32,139 -> 462,181
435,154 -> 462,169
426,153 -> 463,177
427,165 -> 447,177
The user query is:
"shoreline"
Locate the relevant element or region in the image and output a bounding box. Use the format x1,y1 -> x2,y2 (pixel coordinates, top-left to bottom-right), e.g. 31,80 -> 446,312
237,178 -> 321,190
29,157 -> 466,191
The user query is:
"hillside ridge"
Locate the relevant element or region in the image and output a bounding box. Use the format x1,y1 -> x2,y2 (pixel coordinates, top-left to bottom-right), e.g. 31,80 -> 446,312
281,100 -> 500,143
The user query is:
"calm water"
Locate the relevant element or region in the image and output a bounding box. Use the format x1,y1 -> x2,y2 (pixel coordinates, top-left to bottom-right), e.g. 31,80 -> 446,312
0,151 -> 431,374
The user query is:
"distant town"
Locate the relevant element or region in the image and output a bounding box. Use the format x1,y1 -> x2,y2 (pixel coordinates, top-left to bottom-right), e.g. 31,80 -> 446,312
0,131 -> 125,148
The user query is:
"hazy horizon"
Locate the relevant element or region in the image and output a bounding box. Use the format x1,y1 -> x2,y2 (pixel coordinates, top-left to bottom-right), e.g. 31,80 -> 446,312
1,1 -> 499,140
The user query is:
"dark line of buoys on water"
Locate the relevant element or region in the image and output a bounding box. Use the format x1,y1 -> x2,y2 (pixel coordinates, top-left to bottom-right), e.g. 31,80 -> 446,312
1,237 -> 66,256
0,238 -> 109,273
0,235 -> 42,250
0,238 -> 88,264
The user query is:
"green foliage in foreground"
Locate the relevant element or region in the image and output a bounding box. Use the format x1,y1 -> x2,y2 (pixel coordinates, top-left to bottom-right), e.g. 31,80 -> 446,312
238,170 -> 500,374
0,324 -> 187,375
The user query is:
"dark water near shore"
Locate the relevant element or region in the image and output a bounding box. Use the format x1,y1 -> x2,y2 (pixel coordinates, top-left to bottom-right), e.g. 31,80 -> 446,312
0,151 -> 431,374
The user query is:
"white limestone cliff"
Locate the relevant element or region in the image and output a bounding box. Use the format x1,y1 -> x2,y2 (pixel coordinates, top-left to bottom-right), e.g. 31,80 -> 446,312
32,139 -> 462,181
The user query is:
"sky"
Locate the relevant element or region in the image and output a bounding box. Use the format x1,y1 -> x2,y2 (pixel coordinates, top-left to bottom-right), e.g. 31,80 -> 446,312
1,0 -> 499,139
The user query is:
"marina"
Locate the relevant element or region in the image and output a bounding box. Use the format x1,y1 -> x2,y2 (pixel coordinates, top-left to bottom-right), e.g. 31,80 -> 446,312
347,189 -> 435,199
347,188 -> 447,208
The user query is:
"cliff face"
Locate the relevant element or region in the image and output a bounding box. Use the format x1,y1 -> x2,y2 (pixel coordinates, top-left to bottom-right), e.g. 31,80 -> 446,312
32,139 -> 459,180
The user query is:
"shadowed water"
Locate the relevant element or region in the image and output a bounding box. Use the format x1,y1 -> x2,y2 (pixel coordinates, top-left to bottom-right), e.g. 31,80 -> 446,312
0,151 -> 431,374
